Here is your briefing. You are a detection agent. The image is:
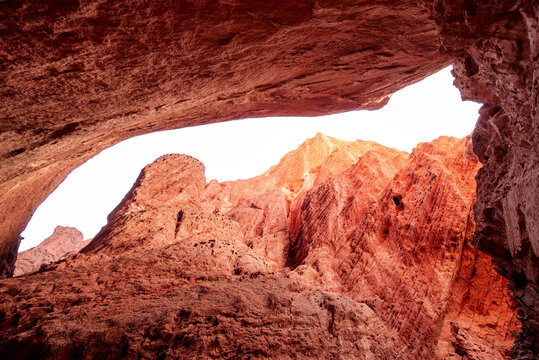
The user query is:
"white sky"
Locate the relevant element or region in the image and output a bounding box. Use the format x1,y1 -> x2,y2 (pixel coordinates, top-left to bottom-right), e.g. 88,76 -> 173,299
19,67 -> 481,251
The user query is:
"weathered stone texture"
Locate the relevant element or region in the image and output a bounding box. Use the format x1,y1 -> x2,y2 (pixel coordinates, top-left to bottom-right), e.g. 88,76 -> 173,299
432,0 -> 538,355
0,0 -> 536,356
0,136 -> 519,359
0,0 -> 450,276
14,226 -> 87,276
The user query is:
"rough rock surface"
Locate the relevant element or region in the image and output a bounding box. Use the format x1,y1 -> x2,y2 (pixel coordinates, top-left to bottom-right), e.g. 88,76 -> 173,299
432,1 -> 538,355
0,0 -> 536,356
0,0 -> 449,275
14,226 -> 87,276
82,155 -> 213,255
288,136 -> 519,359
202,133 -> 394,268
0,135 -> 519,359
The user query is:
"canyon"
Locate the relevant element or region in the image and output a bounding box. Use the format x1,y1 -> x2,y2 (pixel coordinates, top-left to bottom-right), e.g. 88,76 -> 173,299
1,134 -> 519,358
0,0 -> 537,357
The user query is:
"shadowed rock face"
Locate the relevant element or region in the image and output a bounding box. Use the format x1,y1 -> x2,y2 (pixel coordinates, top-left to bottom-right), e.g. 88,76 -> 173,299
436,1 -> 538,355
0,0 -> 536,356
0,136 -> 519,358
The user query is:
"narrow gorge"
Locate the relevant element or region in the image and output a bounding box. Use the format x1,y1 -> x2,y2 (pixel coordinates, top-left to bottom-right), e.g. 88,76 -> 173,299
0,0 -> 536,358
1,135 -> 519,358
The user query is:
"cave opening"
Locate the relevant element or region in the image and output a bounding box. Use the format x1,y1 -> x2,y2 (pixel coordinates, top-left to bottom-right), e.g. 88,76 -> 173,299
1,0 -> 535,356
18,66 -> 481,253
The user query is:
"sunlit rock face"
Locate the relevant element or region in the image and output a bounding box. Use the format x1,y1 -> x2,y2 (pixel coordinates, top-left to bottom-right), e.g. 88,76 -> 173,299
0,135 -> 518,358
202,133 -> 396,268
14,226 -> 87,276
430,1 -> 538,355
0,0 -> 536,356
0,0 -> 449,276
287,136 -> 518,359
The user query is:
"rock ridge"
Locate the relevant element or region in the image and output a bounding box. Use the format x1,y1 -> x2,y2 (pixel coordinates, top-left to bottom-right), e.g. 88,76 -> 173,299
0,134 -> 519,359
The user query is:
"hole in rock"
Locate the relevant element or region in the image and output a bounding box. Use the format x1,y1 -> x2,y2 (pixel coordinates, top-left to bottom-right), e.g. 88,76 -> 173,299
19,66 -> 480,252
174,211 -> 184,236
49,122 -> 80,140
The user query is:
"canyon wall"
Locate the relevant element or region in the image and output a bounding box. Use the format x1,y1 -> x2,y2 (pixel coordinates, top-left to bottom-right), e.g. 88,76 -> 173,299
0,135 -> 519,358
287,136 -> 518,359
431,1 -> 538,355
0,0 -> 449,277
0,0 -> 536,355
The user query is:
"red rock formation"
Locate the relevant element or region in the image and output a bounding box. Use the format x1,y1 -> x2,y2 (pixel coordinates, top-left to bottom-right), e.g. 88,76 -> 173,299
14,226 -> 87,276
82,155 -> 216,255
288,136 -> 519,358
1,144 -> 401,359
0,0 -> 536,354
0,269 -> 398,359
431,1 -> 538,355
0,135 -> 520,358
203,133 -> 393,267
0,1 -> 450,276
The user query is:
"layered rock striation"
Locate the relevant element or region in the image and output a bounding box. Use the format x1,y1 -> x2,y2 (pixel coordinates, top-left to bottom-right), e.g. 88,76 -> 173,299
0,0 -> 536,354
0,0 -> 450,276
288,136 -> 518,359
0,135 -> 520,358
14,226 -> 88,276
434,1 -> 538,355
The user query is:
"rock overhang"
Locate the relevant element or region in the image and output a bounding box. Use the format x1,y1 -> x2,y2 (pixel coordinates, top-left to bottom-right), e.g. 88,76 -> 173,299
0,0 -> 537,356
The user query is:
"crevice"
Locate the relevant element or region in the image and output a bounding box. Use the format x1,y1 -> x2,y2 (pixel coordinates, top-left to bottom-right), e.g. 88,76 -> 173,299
174,211 -> 184,237
49,122 -> 80,140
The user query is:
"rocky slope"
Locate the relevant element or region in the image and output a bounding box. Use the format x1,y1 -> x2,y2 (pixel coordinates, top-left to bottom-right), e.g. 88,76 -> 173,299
0,135 -> 519,358
429,1 -> 538,355
0,1 -> 536,355
287,136 -> 518,359
14,226 -> 88,276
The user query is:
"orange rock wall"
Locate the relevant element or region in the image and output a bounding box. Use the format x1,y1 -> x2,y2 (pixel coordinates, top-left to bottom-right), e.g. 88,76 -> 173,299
0,0 -> 536,356
431,1 -> 538,354
0,135 -> 519,358
288,136 -> 519,358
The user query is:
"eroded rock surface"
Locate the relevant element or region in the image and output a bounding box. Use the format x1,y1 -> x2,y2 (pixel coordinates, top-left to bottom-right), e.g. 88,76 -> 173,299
0,0 -> 536,356
288,136 -> 519,359
0,135 -> 519,359
0,0 -> 449,274
432,1 -> 538,355
14,226 -> 87,276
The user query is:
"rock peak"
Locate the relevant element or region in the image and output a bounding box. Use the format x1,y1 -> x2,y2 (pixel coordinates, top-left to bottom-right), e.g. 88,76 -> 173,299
1,135 -> 519,358
14,226 -> 86,276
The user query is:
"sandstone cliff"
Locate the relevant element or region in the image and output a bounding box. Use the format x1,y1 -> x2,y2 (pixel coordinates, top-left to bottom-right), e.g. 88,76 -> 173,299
14,226 -> 88,276
0,0 -> 449,278
288,136 -> 518,359
0,1 -> 536,355
0,135 -> 519,359
432,2 -> 538,355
